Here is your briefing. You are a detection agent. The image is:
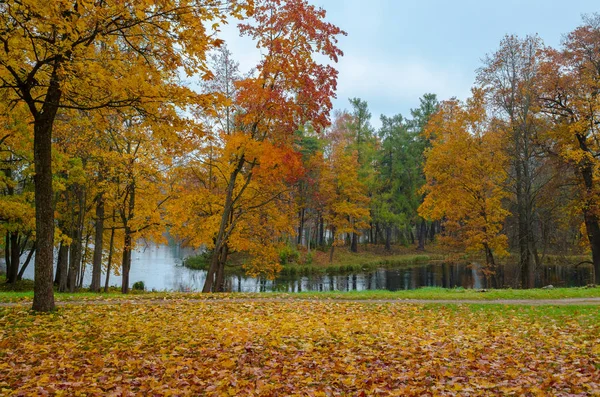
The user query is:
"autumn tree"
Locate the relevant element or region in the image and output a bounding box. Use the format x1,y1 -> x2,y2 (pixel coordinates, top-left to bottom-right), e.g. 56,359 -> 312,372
0,0 -> 250,311
538,14 -> 600,283
0,99 -> 35,283
320,112 -> 370,262
347,98 -> 377,251
420,91 -> 510,278
178,0 -> 345,292
477,34 -> 545,288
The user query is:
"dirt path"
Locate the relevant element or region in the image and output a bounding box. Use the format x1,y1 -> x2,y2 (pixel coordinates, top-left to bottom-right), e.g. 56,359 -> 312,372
2,297 -> 600,307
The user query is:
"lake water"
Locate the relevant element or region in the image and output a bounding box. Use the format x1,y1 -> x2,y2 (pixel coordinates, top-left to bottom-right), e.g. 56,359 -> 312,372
3,244 -> 594,292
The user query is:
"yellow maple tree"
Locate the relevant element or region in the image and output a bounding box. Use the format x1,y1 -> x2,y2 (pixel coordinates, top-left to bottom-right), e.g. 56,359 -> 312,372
419,91 -> 510,274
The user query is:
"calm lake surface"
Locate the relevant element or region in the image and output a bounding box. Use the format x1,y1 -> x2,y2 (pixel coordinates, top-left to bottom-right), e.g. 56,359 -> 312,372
6,244 -> 594,292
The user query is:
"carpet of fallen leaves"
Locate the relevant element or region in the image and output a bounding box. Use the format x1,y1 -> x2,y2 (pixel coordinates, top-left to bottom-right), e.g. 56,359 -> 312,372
0,301 -> 599,396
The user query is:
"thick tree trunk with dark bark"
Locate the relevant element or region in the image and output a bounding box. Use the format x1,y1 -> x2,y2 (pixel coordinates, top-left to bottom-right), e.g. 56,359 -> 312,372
32,116 -> 56,312
579,155 -> 600,285
91,194 -> 105,292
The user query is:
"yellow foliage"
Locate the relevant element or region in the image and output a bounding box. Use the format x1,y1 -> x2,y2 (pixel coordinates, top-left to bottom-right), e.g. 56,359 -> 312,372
420,91 -> 510,264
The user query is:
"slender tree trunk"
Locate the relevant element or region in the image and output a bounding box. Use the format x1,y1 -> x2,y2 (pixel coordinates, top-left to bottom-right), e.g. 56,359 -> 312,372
104,224 -> 116,293
68,228 -> 82,292
351,228 -> 358,253
417,218 -> 426,251
91,194 -> 105,292
57,243 -> 69,292
297,208 -> 305,246
54,243 -> 62,285
121,229 -> 132,294
79,232 -> 91,289
6,232 -> 20,283
121,177 -> 136,294
318,215 -> 325,247
17,244 -> 35,281
329,226 -> 337,263
385,226 -> 391,252
4,233 -> 10,281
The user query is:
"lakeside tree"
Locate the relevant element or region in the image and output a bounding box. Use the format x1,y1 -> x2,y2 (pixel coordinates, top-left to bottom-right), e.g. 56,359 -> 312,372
0,0 -> 250,311
420,91 -> 510,278
477,35 -> 545,288
538,14 -> 600,284
167,0 -> 346,292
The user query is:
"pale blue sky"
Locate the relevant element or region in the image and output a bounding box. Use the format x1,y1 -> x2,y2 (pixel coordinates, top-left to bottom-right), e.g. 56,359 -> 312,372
220,0 -> 598,128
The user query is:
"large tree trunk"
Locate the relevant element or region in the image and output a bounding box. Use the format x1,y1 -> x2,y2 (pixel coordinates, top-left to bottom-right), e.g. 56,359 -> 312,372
91,194 -> 105,292
214,244 -> 229,292
32,116 -> 57,312
351,230 -> 358,253
579,158 -> 600,285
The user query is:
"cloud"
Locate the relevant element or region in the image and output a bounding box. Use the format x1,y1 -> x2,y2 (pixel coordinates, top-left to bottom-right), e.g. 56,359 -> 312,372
336,54 -> 472,103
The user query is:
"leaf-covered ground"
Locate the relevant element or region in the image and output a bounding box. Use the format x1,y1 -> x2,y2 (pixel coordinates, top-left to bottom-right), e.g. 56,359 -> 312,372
1,301 -> 599,396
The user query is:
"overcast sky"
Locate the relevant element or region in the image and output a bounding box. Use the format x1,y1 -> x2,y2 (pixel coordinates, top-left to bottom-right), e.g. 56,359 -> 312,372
218,0 -> 598,128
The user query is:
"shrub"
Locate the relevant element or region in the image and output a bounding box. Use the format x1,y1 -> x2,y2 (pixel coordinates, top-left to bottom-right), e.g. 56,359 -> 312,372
279,245 -> 300,265
132,281 -> 145,291
183,252 -> 211,270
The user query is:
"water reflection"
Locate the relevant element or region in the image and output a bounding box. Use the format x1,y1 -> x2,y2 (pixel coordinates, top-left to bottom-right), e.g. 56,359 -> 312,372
5,244 -> 594,292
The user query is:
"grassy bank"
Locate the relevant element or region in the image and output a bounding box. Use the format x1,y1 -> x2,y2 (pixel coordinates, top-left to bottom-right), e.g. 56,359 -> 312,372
1,285 -> 599,303
182,244 -> 592,276
182,245 -> 445,275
